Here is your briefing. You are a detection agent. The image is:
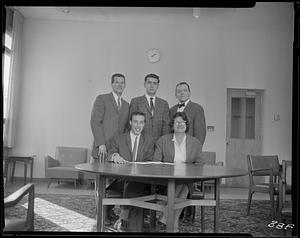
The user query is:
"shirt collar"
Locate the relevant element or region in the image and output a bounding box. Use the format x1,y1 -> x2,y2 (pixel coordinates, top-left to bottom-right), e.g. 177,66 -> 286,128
172,133 -> 186,144
179,99 -> 190,107
112,91 -> 121,101
145,94 -> 156,103
130,131 -> 141,139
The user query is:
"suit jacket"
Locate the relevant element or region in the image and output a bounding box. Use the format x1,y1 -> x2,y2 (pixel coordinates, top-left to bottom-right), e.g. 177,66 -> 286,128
153,133 -> 203,164
90,92 -> 129,158
129,95 -> 169,142
107,132 -> 155,162
169,100 -> 206,147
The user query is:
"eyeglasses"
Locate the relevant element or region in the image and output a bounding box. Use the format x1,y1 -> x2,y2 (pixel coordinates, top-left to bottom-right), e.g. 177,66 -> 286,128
174,121 -> 186,125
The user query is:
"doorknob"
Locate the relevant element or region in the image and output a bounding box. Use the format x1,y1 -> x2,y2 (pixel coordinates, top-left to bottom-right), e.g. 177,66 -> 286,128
226,142 -> 229,145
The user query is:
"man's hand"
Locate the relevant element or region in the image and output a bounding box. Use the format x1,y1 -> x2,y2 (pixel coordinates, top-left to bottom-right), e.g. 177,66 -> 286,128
98,144 -> 107,160
111,153 -> 127,164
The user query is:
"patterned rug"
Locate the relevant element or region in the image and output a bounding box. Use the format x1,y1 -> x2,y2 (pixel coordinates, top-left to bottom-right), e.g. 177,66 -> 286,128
4,193 -> 293,236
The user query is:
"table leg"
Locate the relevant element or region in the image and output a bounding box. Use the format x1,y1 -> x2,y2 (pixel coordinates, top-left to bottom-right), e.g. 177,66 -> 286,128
214,178 -> 221,232
150,184 -> 156,229
4,160 -> 9,184
30,159 -> 34,183
166,179 -> 175,232
96,174 -> 106,232
24,161 -> 28,185
12,161 -> 16,183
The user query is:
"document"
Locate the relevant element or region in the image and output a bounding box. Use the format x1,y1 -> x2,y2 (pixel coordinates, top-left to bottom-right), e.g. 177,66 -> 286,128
129,161 -> 174,165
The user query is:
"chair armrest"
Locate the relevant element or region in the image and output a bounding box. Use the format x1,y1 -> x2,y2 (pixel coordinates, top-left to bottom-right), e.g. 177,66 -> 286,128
45,155 -> 59,168
4,183 -> 34,208
251,168 -> 274,175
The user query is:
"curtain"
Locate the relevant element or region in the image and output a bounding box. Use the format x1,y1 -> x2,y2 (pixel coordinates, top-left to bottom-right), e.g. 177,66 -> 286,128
3,9 -> 24,147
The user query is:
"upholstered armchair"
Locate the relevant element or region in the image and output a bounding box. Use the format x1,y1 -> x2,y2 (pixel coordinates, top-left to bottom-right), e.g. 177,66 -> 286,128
4,183 -> 35,231
45,146 -> 88,188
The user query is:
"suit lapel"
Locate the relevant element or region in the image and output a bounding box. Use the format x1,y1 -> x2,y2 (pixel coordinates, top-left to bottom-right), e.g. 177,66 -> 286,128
168,134 -> 175,162
135,134 -> 145,162
125,134 -> 133,162
153,98 -> 160,117
185,135 -> 193,162
183,100 -> 192,116
143,95 -> 152,115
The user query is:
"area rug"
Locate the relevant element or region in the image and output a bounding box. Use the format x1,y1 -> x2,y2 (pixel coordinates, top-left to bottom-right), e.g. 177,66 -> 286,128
4,193 -> 293,236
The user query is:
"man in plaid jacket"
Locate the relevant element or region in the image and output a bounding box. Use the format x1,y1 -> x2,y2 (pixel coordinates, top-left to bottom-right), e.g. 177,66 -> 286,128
129,74 -> 170,142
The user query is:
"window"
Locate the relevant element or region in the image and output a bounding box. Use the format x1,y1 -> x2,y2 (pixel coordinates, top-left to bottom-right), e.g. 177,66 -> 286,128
3,32 -> 12,120
3,6 -> 13,143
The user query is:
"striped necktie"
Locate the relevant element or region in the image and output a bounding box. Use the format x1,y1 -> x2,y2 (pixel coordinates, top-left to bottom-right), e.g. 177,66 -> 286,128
150,97 -> 154,115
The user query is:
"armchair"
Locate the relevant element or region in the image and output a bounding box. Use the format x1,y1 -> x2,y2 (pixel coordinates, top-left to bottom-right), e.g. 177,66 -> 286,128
45,146 -> 88,188
4,183 -> 35,231
246,155 -> 280,218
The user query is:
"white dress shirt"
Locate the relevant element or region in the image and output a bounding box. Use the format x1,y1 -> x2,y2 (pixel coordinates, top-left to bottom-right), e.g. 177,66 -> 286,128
145,94 -> 156,114
177,99 -> 190,112
172,134 -> 187,163
130,131 -> 141,161
112,91 -> 122,108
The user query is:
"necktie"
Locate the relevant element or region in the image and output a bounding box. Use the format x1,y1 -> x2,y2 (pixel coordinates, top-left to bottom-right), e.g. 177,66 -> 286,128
132,136 -> 138,161
117,97 -> 121,110
178,103 -> 185,108
150,97 -> 154,115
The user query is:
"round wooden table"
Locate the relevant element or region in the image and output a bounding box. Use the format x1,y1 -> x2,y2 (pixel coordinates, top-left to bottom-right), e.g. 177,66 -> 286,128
76,161 -> 248,232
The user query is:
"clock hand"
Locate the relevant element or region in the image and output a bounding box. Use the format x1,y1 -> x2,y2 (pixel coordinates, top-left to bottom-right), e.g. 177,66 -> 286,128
152,54 -> 157,57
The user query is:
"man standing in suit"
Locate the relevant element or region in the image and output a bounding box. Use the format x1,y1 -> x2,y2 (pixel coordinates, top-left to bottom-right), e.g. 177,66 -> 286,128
106,111 -> 155,232
90,73 -> 129,223
90,73 -> 129,161
169,82 -> 206,150
169,81 -> 206,221
129,74 -> 169,142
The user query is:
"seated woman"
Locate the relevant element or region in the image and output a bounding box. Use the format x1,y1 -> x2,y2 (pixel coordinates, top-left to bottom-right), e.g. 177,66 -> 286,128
153,111 -> 204,232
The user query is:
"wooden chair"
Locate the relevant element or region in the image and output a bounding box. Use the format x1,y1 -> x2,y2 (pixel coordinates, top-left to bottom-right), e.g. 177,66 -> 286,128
4,183 -> 35,231
246,155 -> 280,218
278,160 -> 292,222
45,146 -> 88,188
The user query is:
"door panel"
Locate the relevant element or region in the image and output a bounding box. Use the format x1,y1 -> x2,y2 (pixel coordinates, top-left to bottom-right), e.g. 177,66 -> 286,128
226,89 -> 263,187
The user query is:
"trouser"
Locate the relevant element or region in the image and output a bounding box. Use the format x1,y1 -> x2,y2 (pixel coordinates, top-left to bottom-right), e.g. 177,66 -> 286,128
158,184 -> 189,231
108,180 -> 150,232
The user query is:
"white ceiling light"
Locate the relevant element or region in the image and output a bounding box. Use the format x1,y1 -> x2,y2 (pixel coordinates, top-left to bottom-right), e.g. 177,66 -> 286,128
56,7 -> 70,14
193,8 -> 200,18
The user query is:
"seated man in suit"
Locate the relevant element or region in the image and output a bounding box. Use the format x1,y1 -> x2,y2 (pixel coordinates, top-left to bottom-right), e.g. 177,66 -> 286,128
106,111 -> 155,232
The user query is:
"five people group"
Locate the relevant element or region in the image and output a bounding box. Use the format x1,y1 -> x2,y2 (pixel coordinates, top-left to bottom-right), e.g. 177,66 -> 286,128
90,73 -> 206,232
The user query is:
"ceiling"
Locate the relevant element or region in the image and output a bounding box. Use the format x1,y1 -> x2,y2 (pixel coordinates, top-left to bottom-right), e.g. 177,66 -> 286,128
12,6 -> 241,23
13,7 -> 196,22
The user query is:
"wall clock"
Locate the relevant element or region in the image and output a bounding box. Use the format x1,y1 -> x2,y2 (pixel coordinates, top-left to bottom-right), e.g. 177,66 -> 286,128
147,48 -> 161,63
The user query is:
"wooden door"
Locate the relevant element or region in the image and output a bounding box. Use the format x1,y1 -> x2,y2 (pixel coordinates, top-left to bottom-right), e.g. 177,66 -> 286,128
226,88 -> 263,187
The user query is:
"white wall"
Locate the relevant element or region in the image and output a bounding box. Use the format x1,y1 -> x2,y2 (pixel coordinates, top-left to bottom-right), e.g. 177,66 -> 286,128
11,3 -> 294,178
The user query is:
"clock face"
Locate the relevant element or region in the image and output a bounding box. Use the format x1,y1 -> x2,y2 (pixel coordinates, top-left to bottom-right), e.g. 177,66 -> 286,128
147,48 -> 161,63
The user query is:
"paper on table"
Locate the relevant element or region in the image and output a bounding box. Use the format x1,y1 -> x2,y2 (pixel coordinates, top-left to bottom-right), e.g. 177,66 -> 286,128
128,161 -> 174,165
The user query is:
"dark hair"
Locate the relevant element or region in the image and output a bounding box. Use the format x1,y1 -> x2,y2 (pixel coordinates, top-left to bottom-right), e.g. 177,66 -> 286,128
169,111 -> 190,133
130,111 -> 146,122
175,82 -> 190,93
111,73 -> 125,84
144,73 -> 160,84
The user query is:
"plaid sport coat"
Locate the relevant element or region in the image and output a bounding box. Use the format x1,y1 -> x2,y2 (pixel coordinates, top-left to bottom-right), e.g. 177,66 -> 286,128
129,95 -> 170,142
